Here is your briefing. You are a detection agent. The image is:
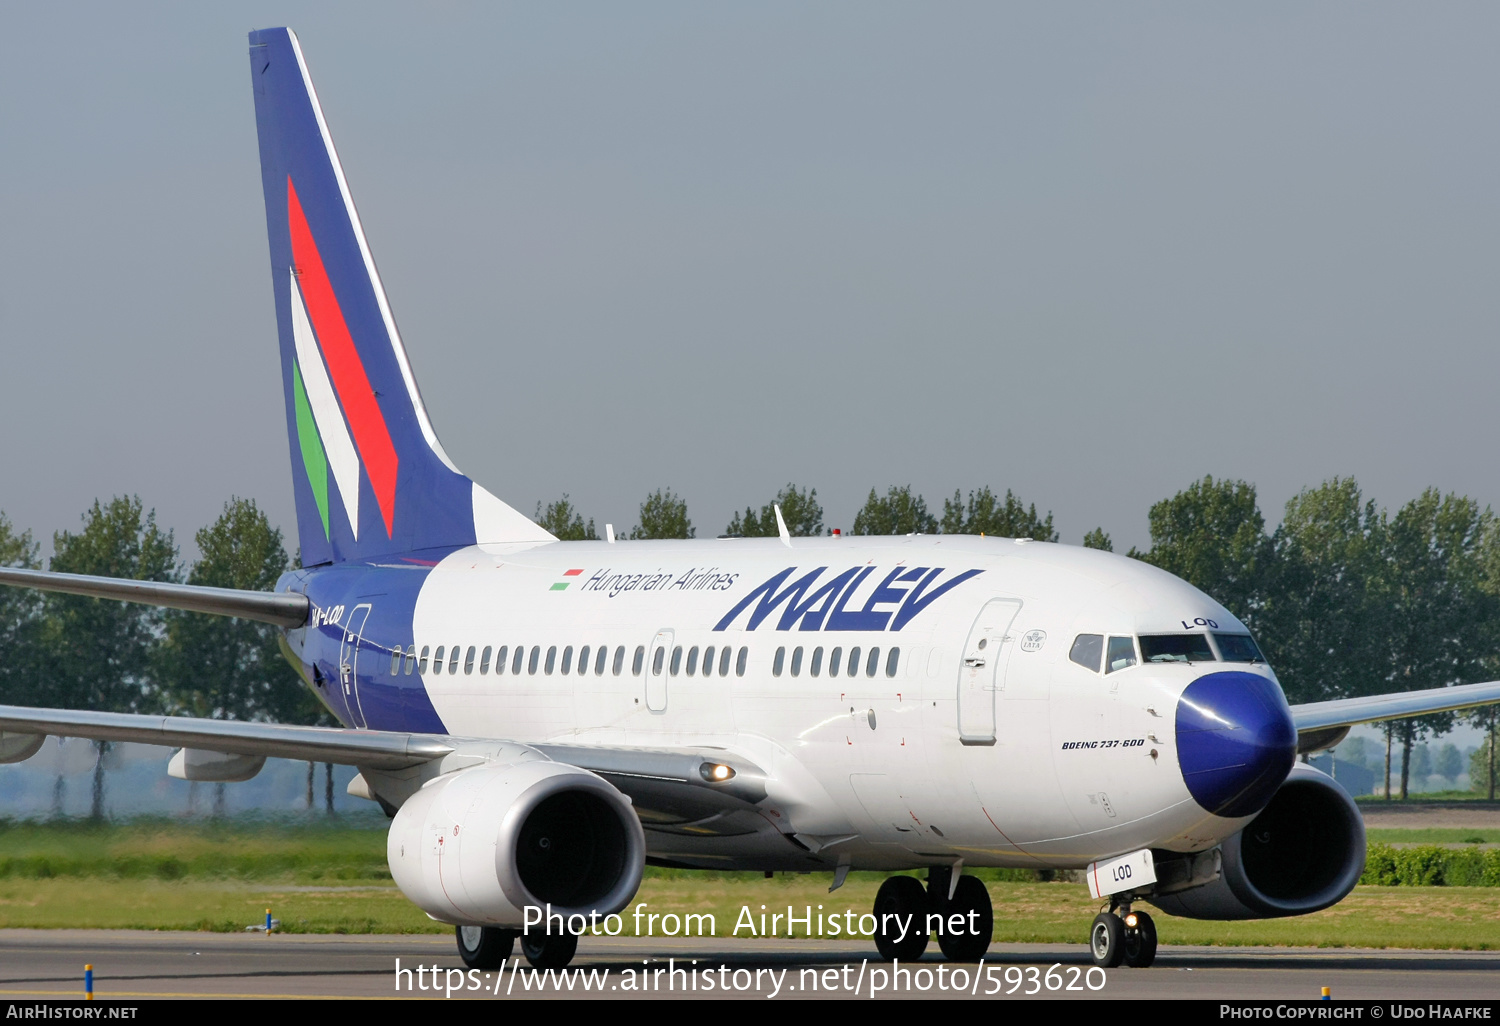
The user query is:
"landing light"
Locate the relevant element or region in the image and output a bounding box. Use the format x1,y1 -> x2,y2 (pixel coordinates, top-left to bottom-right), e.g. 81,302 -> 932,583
700,763 -> 735,783
1124,912 -> 1139,929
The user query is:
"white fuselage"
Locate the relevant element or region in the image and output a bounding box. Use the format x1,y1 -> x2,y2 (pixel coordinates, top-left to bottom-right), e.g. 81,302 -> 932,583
367,535 -> 1273,872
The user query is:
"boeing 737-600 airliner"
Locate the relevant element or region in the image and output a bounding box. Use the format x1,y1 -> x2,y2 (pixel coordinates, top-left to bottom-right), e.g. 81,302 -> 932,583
1,27 -> 1497,971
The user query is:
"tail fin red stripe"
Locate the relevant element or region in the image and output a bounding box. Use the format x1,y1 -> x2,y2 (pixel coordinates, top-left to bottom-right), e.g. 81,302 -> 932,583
287,178 -> 399,537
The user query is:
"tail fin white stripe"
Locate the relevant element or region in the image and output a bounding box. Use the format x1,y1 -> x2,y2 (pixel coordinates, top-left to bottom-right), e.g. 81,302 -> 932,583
284,30 -> 462,475
290,270 -> 362,539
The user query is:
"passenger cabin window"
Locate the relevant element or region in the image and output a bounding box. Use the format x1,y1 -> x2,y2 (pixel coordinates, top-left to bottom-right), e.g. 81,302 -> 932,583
634,646 -> 646,676
811,647 -> 824,677
596,645 -> 609,675
405,647 -> 416,676
496,645 -> 508,674
719,646 -> 732,676
652,647 -> 665,675
561,646 -> 574,674
419,646 -> 430,673
703,646 -> 715,676
1105,636 -> 1137,673
464,646 -> 476,674
1214,633 -> 1264,663
513,646 -> 525,675
848,647 -> 861,677
617,646 -> 629,676
1139,634 -> 1215,664
670,646 -> 683,675
736,646 -> 748,677
480,646 -> 492,674
790,647 -> 804,677
545,646 -> 557,674
389,649 -> 401,676
885,647 -> 900,678
528,646 -> 541,675
578,645 -> 590,675
772,647 -> 786,677
1069,634 -> 1104,673
433,646 -> 445,675
686,646 -> 699,676
865,647 -> 880,677
829,647 -> 842,677
449,647 -> 461,674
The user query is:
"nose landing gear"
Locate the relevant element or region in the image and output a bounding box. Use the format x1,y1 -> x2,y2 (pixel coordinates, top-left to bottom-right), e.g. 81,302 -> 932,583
1089,903 -> 1157,968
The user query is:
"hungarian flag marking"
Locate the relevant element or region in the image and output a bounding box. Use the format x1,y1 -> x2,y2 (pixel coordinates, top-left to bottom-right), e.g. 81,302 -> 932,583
551,569 -> 586,591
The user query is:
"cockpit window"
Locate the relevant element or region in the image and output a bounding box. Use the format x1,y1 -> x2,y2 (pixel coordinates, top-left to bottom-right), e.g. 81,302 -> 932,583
1069,634 -> 1103,673
1213,633 -> 1264,662
1139,634 -> 1215,664
1105,636 -> 1137,673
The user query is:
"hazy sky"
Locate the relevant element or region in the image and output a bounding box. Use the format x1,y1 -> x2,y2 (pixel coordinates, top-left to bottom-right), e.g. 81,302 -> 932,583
3,3 -> 1498,560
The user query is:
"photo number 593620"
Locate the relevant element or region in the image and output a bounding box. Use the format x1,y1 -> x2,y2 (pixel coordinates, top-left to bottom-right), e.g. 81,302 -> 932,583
989,964 -> 1106,994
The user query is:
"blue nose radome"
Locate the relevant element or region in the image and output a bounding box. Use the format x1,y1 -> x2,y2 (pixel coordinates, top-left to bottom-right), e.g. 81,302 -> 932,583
1175,671 -> 1297,818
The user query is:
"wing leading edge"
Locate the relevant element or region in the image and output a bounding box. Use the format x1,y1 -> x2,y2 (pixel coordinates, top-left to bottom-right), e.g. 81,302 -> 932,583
1290,679 -> 1500,753
0,705 -> 769,824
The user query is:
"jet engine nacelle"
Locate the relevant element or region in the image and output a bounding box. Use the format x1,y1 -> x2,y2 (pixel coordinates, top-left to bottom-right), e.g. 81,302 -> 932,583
1152,764 -> 1366,920
387,759 -> 645,927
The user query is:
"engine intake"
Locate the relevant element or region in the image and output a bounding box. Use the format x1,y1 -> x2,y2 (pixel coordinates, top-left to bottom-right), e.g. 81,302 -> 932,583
387,760 -> 645,927
1151,764 -> 1366,920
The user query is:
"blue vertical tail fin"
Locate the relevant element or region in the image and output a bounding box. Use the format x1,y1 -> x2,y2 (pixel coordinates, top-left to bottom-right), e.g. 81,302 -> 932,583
248,27 -> 552,566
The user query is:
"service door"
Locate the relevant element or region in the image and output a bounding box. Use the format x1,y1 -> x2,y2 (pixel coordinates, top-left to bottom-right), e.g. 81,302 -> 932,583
645,629 -> 674,712
340,604 -> 372,728
956,599 -> 1021,745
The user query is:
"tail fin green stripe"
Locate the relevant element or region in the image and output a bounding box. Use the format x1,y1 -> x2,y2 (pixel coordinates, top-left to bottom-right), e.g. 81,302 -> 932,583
292,360 -> 332,541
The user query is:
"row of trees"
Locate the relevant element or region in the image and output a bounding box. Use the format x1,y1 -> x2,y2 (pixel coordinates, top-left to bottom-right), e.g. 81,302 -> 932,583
536,484 -> 1068,543
0,496 -> 318,818
0,496 -> 313,724
1130,476 -> 1500,800
2,475 -> 1498,807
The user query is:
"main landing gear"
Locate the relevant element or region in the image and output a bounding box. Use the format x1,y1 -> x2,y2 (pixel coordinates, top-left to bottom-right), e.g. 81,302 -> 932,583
1088,902 -> 1157,969
872,867 -> 994,962
456,925 -> 580,970
456,925 -> 515,969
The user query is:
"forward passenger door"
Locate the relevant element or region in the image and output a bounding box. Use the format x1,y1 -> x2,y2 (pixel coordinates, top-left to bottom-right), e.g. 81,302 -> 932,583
956,599 -> 1021,745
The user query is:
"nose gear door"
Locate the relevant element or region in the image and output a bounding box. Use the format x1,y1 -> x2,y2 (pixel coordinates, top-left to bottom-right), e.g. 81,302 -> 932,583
957,599 -> 1021,745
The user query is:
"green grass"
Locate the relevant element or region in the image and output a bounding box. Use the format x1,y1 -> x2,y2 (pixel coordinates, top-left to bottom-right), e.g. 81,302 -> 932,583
1356,792 -> 1500,804
0,819 -> 1495,947
0,875 -> 1495,949
1367,828 -> 1492,844
0,816 -> 389,883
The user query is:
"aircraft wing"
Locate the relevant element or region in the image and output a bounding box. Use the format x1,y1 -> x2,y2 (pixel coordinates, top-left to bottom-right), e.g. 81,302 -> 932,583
0,704 -> 451,769
1289,679 -> 1500,753
0,705 -> 769,822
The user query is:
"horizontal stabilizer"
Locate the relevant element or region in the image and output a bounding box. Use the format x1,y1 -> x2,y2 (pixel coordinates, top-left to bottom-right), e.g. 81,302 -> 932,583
0,566 -> 309,628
